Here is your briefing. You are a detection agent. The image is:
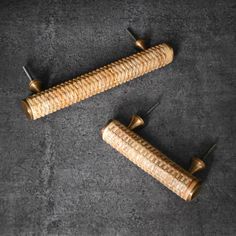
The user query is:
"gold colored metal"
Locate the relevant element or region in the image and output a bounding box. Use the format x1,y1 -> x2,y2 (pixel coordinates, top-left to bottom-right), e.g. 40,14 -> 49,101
128,97 -> 161,130
189,157 -> 206,175
128,115 -> 144,129
22,43 -> 174,120
101,119 -> 201,201
189,143 -> 216,174
21,100 -> 33,120
22,66 -> 42,93
126,28 -> 146,50
135,39 -> 146,50
29,80 -> 42,93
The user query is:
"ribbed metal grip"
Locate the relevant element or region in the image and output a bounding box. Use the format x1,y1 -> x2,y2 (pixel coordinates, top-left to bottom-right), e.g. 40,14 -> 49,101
22,43 -> 173,120
101,120 -> 200,201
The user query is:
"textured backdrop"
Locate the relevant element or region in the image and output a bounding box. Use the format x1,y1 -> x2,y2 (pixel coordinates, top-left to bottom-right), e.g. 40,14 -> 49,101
0,0 -> 235,235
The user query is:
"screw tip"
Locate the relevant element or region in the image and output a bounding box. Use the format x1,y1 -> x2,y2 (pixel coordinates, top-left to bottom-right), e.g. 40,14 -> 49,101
22,65 -> 33,81
126,27 -> 136,40
202,143 -> 217,160
143,95 -> 163,117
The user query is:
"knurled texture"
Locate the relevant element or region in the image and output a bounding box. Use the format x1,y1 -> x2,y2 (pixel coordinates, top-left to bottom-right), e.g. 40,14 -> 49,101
102,120 -> 200,201
23,43 -> 173,120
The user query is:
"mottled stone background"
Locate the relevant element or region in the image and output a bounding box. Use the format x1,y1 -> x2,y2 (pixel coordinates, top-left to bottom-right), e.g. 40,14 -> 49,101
0,0 -> 235,235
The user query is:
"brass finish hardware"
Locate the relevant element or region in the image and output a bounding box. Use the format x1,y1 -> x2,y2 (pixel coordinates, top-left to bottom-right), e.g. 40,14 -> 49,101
128,98 -> 161,130
22,66 -> 42,93
21,43 -> 173,120
101,119 -> 200,201
101,108 -> 216,201
126,28 -> 146,50
189,157 -> 206,175
189,143 -> 216,174
128,115 -> 144,130
128,98 -> 161,129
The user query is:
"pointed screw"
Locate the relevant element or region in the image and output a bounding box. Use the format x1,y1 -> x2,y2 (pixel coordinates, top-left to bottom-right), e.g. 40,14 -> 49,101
22,66 -> 42,93
189,143 -> 217,175
128,95 -> 162,130
126,28 -> 146,50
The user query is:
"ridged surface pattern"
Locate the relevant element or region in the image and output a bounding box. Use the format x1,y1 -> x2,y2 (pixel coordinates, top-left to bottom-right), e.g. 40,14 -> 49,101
23,43 -> 173,120
102,120 -> 200,201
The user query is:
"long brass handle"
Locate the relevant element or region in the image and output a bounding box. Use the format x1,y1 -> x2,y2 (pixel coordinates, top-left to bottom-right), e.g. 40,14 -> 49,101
21,43 -> 173,120
101,120 -> 200,201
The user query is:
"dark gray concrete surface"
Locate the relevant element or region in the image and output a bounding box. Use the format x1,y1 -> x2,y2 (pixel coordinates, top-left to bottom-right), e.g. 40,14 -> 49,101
0,0 -> 236,235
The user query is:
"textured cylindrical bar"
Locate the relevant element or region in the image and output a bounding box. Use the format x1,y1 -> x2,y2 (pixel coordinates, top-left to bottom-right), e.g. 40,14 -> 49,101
22,43 -> 173,120
101,120 -> 200,201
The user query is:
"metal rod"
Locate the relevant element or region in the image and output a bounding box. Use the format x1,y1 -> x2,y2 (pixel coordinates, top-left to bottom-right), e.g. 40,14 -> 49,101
142,96 -> 162,118
22,66 -> 32,81
202,143 -> 217,160
126,28 -> 137,41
